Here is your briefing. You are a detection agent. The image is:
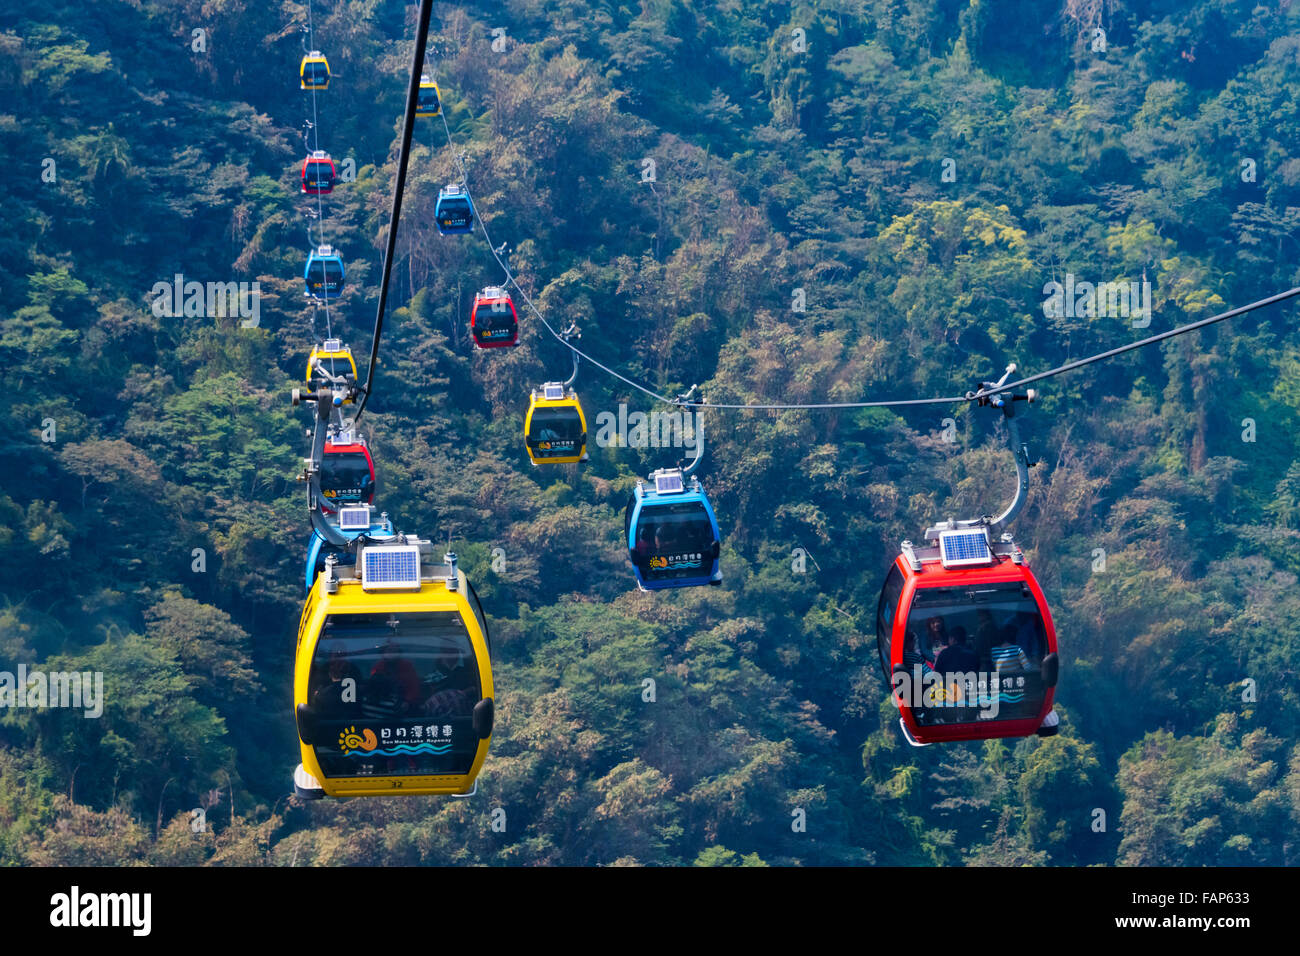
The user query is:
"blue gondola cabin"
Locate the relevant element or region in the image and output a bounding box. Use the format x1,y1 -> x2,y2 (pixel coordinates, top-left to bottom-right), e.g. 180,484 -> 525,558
625,468 -> 722,590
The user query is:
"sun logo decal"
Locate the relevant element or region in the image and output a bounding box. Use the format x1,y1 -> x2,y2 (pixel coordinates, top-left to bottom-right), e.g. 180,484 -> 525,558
338,726 -> 378,754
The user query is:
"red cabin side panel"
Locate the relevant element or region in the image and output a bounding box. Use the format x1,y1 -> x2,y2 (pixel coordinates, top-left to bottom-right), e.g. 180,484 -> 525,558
318,442 -> 375,514
470,295 -> 519,348
889,553 -> 1056,744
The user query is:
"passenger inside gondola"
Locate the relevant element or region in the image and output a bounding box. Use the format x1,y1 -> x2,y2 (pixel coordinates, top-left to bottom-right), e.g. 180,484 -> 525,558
901,631 -> 934,674
313,648 -> 361,717
905,582 -> 1048,724
423,653 -> 477,717
632,524 -> 654,566
530,408 -> 583,446
992,627 -> 1031,674
369,640 -> 423,712
934,625 -> 978,675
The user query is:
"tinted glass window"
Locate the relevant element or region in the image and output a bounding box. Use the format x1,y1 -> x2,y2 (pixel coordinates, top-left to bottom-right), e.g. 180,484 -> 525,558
899,581 -> 1047,726
474,305 -> 516,342
529,406 -> 584,455
438,199 -> 472,227
632,502 -> 716,580
307,260 -> 343,293
876,564 -> 904,678
305,162 -> 333,187
308,611 -> 481,778
320,452 -> 372,503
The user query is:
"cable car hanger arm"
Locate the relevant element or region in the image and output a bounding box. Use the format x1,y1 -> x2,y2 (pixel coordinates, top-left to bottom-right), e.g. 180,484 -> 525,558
918,364 -> 1036,538
561,323 -> 581,387
974,364 -> 1034,533
678,386 -> 705,476
310,359 -> 351,388
291,387 -> 354,550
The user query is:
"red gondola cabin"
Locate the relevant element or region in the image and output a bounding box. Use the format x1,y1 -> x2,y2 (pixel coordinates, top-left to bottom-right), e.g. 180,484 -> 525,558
876,526 -> 1059,745
470,287 -> 519,349
318,437 -> 375,513
301,150 -> 336,195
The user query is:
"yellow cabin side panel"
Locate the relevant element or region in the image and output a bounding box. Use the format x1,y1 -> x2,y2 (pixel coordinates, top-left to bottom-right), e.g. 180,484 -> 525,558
294,571 -> 492,797
524,396 -> 588,465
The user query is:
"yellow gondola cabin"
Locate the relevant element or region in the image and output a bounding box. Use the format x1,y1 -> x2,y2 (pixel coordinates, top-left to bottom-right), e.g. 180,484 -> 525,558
305,339 -> 358,400
300,51 -> 331,90
416,75 -> 441,116
292,542 -> 493,798
524,383 -> 588,465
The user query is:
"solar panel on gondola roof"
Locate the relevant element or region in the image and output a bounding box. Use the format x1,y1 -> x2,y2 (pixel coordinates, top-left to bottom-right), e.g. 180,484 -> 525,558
655,472 -> 684,494
938,529 -> 992,567
361,546 -> 420,589
338,505 -> 371,532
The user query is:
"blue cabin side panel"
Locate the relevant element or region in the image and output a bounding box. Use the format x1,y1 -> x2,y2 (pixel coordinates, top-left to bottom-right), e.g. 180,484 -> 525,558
627,487 -> 722,591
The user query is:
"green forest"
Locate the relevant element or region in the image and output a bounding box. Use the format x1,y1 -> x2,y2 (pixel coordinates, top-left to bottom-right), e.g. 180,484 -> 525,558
2,0 -> 1299,866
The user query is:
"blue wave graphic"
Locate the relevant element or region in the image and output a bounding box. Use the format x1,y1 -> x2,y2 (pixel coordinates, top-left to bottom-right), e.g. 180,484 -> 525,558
345,742 -> 453,757
964,691 -> 1025,706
